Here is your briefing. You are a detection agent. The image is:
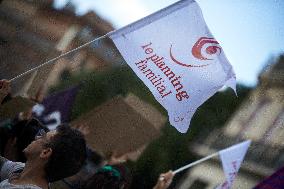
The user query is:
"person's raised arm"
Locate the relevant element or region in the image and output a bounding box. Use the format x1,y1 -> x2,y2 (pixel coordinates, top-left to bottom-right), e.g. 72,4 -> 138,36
0,79 -> 11,105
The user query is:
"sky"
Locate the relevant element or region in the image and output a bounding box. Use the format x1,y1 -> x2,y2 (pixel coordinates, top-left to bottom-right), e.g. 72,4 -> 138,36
54,0 -> 284,86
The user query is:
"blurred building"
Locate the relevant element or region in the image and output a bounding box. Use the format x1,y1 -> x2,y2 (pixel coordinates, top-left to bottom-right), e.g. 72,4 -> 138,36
0,0 -> 122,98
177,56 -> 284,189
0,0 -> 165,162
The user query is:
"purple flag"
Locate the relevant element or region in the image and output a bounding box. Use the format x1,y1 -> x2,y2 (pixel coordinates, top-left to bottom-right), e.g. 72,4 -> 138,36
32,86 -> 79,130
253,166 -> 284,189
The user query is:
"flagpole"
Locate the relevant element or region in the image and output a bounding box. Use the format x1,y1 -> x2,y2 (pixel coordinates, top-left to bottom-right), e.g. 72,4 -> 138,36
9,33 -> 108,82
173,152 -> 219,174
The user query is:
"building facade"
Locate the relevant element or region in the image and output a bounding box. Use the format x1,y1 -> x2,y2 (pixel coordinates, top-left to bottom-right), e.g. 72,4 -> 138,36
177,56 -> 284,189
0,0 -> 121,98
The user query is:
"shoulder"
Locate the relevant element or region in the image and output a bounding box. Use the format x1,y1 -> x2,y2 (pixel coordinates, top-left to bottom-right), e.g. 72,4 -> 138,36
0,179 -> 43,189
0,156 -> 8,170
0,160 -> 25,181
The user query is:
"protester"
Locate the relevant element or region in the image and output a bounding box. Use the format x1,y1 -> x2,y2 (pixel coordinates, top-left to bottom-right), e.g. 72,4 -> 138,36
1,79 -> 174,189
51,147 -> 104,189
83,165 -> 173,189
153,171 -> 174,189
0,79 -> 13,157
4,118 -> 49,162
83,164 -> 131,189
83,150 -> 173,189
0,79 -> 11,105
0,124 -> 87,189
0,79 -> 49,162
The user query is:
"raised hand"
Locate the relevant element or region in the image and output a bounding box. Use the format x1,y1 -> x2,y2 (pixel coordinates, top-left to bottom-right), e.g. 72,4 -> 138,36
0,79 -> 11,104
153,170 -> 174,189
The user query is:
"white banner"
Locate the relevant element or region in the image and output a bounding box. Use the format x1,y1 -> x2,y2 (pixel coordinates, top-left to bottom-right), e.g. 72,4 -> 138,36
109,0 -> 236,133
217,140 -> 251,189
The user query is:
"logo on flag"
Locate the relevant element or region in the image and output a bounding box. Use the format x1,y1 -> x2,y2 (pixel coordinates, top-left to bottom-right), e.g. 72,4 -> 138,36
170,37 -> 221,68
109,0 -> 236,132
192,37 -> 221,60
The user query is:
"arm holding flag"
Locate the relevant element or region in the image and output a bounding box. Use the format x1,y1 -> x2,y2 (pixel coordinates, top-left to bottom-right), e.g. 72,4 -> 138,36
154,141 -> 251,189
0,80 -> 11,105
153,170 -> 175,189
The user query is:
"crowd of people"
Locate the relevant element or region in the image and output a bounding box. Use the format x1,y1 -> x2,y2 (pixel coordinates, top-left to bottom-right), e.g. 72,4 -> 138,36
0,79 -> 174,189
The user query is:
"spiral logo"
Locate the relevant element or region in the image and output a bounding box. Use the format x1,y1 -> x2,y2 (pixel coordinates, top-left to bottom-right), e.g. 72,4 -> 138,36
192,37 -> 221,60
170,44 -> 210,68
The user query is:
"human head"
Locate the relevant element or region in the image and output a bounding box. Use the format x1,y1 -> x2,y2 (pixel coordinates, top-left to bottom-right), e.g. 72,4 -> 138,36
45,125 -> 87,182
24,124 -> 87,182
11,118 -> 49,162
84,165 -> 131,189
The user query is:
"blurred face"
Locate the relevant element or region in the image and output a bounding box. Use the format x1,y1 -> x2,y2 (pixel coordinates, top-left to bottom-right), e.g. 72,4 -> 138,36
23,130 -> 57,159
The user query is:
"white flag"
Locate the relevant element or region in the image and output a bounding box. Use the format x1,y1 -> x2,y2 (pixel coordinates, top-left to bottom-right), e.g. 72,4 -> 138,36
108,0 -> 236,133
217,140 -> 251,189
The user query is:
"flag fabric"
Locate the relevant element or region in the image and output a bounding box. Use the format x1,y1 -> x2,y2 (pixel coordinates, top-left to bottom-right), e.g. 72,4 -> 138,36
32,86 -> 79,130
217,140 -> 251,189
253,166 -> 284,189
108,0 -> 236,133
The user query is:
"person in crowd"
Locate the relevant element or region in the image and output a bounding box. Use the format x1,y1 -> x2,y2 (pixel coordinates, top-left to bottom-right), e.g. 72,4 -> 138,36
83,164 -> 174,189
50,125 -> 130,189
4,118 -> 49,162
83,149 -> 173,189
0,80 -> 50,162
0,124 -> 87,189
153,171 -> 174,189
1,80 -> 174,189
51,147 -> 104,189
0,79 -> 11,105
0,79 -> 13,156
83,164 -> 132,189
